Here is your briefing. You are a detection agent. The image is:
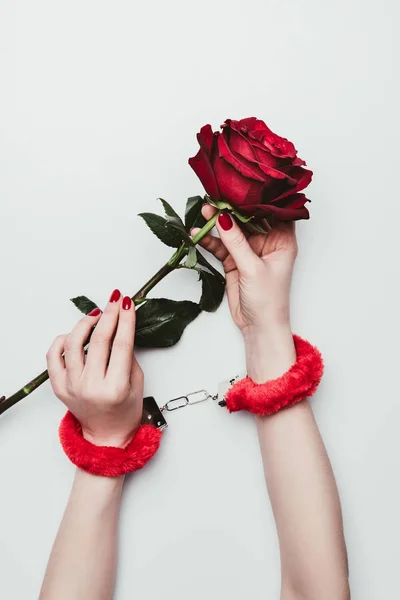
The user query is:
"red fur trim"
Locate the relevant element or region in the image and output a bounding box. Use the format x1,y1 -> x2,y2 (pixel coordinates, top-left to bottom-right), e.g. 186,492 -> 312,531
225,335 -> 324,416
59,412 -> 162,477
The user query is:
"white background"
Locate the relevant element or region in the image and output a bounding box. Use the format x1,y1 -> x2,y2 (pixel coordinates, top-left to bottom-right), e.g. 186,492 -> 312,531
0,1 -> 399,598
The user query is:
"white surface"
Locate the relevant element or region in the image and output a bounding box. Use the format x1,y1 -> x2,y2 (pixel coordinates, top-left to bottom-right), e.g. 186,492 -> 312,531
0,1 -> 399,598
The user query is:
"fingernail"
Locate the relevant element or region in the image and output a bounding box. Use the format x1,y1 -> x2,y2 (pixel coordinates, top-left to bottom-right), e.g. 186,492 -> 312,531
109,289 -> 121,303
218,213 -> 233,231
88,307 -> 101,317
122,296 -> 132,310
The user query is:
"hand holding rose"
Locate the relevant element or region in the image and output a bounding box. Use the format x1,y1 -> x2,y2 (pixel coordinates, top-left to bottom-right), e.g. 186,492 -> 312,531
192,205 -> 298,382
1,116 -> 312,414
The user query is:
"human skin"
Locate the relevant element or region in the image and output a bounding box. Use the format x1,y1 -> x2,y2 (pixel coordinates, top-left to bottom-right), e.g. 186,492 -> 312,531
40,213 -> 350,600
193,207 -> 350,599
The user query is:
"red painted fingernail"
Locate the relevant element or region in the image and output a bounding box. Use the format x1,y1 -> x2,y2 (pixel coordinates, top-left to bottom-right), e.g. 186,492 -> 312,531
88,307 -> 101,317
109,289 -> 121,303
122,296 -> 132,310
218,213 -> 233,231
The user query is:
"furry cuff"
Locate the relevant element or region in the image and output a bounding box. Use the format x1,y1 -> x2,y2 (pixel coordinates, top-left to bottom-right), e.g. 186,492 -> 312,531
224,335 -> 324,416
59,411 -> 162,477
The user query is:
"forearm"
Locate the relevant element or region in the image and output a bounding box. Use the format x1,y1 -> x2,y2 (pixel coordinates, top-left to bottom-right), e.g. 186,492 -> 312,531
40,469 -> 124,600
244,324 -> 349,599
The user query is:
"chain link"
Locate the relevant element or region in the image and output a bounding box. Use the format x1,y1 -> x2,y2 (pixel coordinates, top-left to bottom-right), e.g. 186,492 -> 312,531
160,377 -> 240,413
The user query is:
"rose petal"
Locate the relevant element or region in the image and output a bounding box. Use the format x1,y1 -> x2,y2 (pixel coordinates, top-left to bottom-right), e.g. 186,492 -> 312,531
236,196 -> 310,221
293,157 -> 307,166
197,124 -> 215,154
217,132 -> 266,182
226,144 -> 291,185
273,193 -> 310,211
227,117 -> 298,159
242,181 -> 264,205
213,156 -> 263,206
227,128 -> 288,175
264,167 -> 313,204
225,117 -> 258,131
188,145 -> 221,201
226,128 -> 258,163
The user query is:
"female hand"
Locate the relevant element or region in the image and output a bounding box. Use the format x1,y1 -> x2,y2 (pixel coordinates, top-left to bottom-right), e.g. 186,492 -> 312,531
192,207 -> 298,381
46,290 -> 143,447
193,206 -> 297,332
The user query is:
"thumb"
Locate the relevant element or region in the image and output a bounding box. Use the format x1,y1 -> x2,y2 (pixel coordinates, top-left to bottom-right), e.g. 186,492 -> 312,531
216,212 -> 258,274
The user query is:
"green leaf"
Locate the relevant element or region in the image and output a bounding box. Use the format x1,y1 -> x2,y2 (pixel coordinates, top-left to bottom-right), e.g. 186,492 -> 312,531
166,215 -> 194,246
196,252 -> 225,284
159,198 -> 183,223
138,212 -> 182,248
157,198 -> 194,246
185,246 -> 197,268
70,295 -> 99,315
232,210 -> 254,224
135,298 -> 201,347
185,196 -> 207,231
199,270 -> 226,312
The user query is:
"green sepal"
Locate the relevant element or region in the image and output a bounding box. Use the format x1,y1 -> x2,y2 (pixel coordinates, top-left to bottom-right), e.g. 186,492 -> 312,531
185,246 -> 198,268
232,210 -> 254,224
242,220 -> 270,234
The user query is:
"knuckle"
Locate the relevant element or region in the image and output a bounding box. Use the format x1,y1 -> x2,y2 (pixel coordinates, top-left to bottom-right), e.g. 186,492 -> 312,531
64,337 -> 75,353
46,335 -> 66,359
113,381 -> 130,401
79,381 -> 98,404
232,233 -> 247,249
104,381 -> 130,405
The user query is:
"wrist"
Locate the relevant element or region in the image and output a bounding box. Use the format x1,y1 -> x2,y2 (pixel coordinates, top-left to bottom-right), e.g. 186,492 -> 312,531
82,428 -> 137,449
242,322 -> 296,383
74,468 -> 125,497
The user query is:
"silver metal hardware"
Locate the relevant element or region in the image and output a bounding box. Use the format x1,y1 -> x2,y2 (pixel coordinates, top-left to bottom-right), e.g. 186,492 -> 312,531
159,379 -> 240,415
161,395 -> 189,412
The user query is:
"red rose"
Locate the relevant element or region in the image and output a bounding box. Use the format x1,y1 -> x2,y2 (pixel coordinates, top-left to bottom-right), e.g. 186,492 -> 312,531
188,117 -> 313,221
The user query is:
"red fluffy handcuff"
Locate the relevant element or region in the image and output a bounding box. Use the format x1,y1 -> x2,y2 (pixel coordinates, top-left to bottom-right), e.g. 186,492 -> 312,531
224,335 -> 323,415
59,412 -> 162,477
59,335 -> 322,477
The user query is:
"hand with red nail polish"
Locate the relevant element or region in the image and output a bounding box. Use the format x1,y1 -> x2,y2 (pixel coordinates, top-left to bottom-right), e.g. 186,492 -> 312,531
192,208 -> 298,367
47,291 -> 143,447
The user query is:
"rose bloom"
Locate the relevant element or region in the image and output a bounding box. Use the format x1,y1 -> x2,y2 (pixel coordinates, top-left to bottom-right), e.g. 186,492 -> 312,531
189,117 -> 313,221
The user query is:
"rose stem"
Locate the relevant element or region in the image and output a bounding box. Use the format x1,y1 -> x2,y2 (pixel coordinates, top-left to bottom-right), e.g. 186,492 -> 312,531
0,211 -> 221,416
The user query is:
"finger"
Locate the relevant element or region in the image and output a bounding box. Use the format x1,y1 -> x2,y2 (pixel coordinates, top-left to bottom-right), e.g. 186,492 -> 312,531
107,296 -> 136,381
85,289 -> 122,377
63,308 -> 102,380
201,204 -> 218,221
216,213 -> 259,274
191,227 -> 229,262
46,334 -> 68,397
